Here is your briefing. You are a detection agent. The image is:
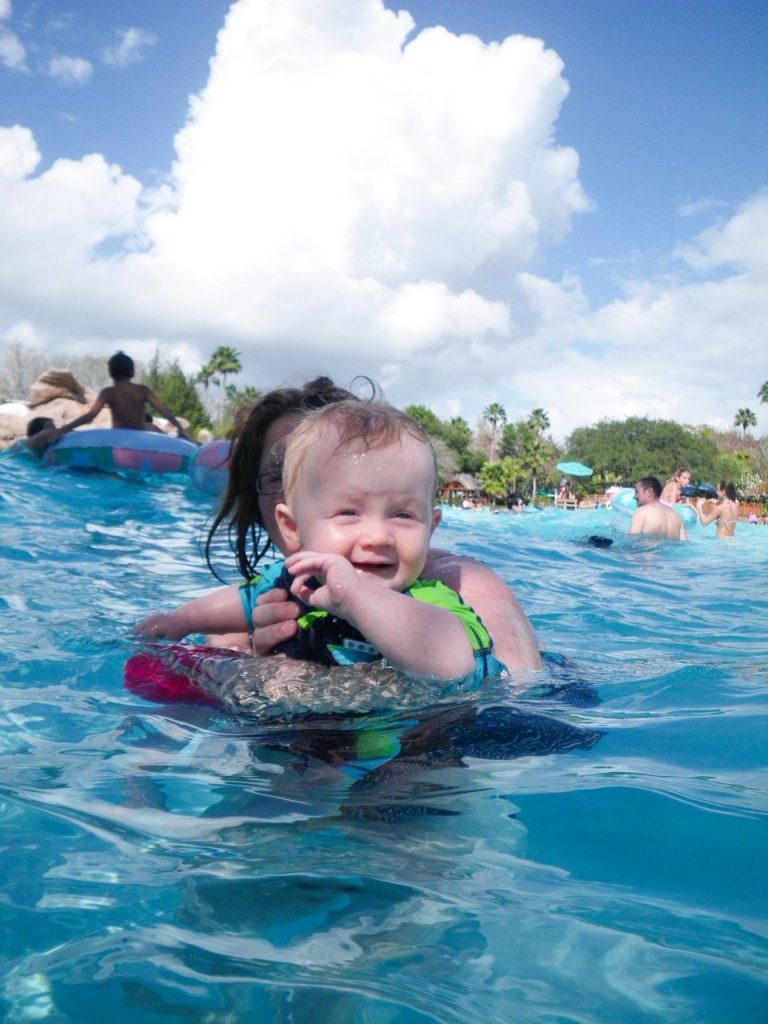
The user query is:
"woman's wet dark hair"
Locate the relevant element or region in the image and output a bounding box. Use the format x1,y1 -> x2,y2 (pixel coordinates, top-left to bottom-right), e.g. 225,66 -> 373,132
719,480 -> 737,502
205,376 -> 377,581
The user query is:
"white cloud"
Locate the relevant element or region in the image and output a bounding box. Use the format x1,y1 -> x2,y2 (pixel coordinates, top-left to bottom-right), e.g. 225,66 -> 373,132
0,123 -> 142,337
0,0 -> 765,442
676,197 -> 728,219
132,0 -> 587,361
47,54 -> 93,86
101,27 -> 157,69
0,31 -> 26,70
675,190 -> 768,273
0,123 -> 40,179
0,0 -> 27,72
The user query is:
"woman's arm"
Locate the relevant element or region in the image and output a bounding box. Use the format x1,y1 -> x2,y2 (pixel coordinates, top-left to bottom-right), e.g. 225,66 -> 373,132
134,583 -> 245,642
206,589 -> 301,653
424,549 -> 541,671
695,499 -> 720,526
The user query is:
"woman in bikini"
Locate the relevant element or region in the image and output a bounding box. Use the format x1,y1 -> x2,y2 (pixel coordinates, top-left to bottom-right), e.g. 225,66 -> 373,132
695,481 -> 739,538
660,467 -> 691,505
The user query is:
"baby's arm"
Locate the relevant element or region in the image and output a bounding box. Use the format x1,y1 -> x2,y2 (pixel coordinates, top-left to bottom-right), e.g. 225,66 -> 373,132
134,583 -> 245,642
284,551 -> 475,681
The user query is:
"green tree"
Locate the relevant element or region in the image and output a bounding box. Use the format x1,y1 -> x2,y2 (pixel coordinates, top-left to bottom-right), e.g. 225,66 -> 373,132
405,405 -> 444,437
209,346 -> 242,390
196,363 -> 219,397
405,405 -> 481,474
733,408 -> 757,437
520,428 -> 555,502
478,456 -> 520,498
565,417 -> 724,484
527,407 -> 550,435
499,415 -> 559,499
499,421 -> 521,459
758,380 -> 768,404
443,416 -> 473,455
482,403 -> 507,460
142,358 -> 212,434
460,448 -> 486,475
204,346 -> 242,420
216,383 -> 262,436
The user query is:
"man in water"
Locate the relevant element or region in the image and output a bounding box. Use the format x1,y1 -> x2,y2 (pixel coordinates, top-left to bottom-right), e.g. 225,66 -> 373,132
629,477 -> 688,541
9,416 -> 58,454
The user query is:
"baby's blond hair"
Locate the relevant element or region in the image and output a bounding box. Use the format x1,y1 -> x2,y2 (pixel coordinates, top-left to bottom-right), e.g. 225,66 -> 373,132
282,400 -> 438,503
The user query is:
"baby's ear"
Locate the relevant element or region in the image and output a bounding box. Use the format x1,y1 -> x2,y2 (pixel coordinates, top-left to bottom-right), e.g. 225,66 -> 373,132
430,506 -> 442,534
274,503 -> 302,553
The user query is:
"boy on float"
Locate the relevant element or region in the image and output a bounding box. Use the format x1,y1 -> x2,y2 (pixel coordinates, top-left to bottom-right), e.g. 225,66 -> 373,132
51,351 -> 193,441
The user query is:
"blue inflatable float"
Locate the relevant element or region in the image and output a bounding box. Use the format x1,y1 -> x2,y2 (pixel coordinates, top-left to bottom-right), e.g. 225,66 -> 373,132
188,439 -> 231,494
43,429 -> 197,475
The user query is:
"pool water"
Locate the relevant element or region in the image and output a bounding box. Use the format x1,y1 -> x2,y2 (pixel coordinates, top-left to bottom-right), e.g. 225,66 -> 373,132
1,455 -> 767,1024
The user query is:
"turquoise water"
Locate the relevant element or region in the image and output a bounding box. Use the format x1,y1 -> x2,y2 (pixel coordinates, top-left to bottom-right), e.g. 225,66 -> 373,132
1,455 -> 767,1024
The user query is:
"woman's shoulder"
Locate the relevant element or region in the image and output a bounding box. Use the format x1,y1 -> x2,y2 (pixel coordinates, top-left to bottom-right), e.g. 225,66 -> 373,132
424,547 -> 503,591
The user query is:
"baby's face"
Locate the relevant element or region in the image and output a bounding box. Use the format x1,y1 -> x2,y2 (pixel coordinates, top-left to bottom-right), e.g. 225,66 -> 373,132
283,428 -> 440,592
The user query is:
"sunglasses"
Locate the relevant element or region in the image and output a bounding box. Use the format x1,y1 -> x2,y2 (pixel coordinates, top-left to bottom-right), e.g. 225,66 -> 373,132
254,468 -> 283,496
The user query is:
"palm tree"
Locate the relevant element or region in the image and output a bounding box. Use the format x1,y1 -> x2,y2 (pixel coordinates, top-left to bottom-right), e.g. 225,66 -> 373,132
758,381 -> 768,404
734,408 -> 757,437
478,456 -> 520,499
196,363 -> 218,395
209,346 -> 242,394
520,433 -> 548,504
527,407 -> 550,436
482,403 -> 507,460
207,346 -> 242,420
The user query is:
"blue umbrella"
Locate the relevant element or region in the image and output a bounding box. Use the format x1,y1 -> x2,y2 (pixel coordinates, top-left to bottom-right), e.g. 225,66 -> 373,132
556,461 -> 593,477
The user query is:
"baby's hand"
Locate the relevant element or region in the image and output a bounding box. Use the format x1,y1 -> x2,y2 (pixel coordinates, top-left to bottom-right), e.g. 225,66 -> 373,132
133,611 -> 187,641
284,551 -> 359,616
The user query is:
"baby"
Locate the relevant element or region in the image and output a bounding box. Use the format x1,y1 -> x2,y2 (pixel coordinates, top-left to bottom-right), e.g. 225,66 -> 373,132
137,401 -> 503,686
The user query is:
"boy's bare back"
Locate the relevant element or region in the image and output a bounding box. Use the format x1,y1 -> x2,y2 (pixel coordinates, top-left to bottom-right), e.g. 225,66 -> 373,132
102,381 -> 153,430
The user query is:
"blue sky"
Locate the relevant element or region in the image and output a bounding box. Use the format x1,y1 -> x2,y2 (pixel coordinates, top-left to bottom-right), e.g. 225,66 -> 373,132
1,0 -> 766,440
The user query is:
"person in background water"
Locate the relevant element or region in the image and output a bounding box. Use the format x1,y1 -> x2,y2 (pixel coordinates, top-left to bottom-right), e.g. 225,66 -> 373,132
22,416 -> 58,454
695,481 -> 739,538
49,351 -> 193,441
8,416 -> 58,455
661,467 -> 691,505
629,477 -> 688,541
137,376 -> 541,672
506,492 -> 525,512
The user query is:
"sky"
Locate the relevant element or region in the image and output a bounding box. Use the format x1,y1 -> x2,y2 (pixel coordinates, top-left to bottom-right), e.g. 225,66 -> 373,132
1,0 -> 766,442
